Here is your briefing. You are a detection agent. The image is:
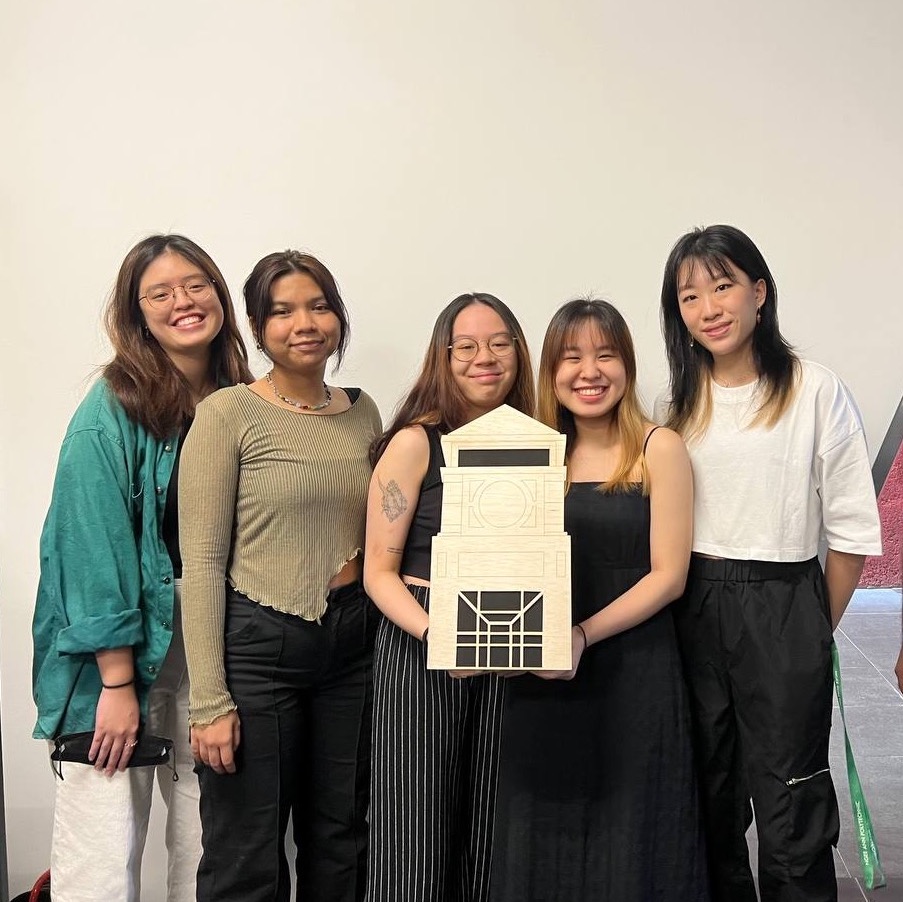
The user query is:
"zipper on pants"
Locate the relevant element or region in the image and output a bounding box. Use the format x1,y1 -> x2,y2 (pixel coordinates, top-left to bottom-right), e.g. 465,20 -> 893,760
785,767 -> 830,786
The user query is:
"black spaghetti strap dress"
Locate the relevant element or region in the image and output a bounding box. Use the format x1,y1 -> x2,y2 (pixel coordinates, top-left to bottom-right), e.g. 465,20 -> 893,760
490,483 -> 709,901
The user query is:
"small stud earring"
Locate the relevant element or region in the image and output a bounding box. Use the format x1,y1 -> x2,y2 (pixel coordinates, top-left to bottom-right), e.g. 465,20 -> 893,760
756,309 -> 762,325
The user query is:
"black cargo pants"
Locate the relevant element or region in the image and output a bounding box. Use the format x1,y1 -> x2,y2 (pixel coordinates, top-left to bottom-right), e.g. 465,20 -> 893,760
673,556 -> 839,902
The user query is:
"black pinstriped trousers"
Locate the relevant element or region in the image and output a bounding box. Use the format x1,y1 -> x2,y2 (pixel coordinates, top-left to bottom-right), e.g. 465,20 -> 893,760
366,585 -> 505,902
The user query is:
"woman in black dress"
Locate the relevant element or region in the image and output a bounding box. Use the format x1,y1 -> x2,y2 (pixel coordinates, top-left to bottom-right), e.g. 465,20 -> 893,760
490,299 -> 708,901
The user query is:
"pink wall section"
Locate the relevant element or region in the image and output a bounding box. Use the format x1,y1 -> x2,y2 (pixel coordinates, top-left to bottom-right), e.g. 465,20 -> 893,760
860,442 -> 903,588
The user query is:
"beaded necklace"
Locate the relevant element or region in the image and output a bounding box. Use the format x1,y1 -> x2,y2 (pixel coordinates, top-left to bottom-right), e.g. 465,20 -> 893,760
266,371 -> 332,411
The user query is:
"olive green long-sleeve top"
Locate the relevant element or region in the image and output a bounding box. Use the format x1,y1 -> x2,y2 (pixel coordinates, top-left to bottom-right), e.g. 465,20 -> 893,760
179,384 -> 381,725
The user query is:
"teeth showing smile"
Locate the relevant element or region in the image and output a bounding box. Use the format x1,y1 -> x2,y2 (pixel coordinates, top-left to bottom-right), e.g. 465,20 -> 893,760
173,314 -> 203,327
575,386 -> 605,396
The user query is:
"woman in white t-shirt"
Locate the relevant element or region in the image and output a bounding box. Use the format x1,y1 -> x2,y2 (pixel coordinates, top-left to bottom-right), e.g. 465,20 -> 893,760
657,224 -> 881,902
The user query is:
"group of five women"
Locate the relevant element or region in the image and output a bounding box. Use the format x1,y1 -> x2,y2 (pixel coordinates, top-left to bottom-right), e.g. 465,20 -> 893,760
32,224 -> 881,902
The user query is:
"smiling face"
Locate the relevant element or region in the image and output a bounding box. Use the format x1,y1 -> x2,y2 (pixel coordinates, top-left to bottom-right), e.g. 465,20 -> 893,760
259,271 -> 341,377
450,302 -> 518,421
138,250 -> 224,364
677,257 -> 765,371
553,320 -> 627,425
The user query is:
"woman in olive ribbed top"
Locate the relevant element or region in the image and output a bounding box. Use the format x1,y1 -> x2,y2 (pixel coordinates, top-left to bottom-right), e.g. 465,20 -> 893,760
180,383 -> 380,724
180,250 -> 381,902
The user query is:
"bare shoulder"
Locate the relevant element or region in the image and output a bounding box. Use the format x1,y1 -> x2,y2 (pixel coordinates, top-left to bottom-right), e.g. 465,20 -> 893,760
376,425 -> 430,478
643,425 -> 691,472
372,426 -> 431,524
644,424 -> 685,452
383,424 -> 429,458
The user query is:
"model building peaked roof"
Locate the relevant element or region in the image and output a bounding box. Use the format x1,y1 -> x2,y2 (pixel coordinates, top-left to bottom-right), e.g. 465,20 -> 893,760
447,404 -> 560,438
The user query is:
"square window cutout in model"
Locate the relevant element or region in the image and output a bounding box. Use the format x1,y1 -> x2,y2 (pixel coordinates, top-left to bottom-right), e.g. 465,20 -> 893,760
427,405 -> 572,671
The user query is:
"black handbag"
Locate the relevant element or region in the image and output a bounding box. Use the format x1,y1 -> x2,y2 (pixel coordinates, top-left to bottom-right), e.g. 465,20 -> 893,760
51,730 -> 174,779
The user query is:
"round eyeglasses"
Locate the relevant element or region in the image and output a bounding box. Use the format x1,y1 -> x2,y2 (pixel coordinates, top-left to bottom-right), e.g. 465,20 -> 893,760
448,332 -> 517,362
139,277 -> 216,307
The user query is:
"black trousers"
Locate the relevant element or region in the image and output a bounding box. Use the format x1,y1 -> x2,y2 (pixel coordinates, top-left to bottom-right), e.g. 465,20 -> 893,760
673,556 -> 839,902
197,583 -> 377,902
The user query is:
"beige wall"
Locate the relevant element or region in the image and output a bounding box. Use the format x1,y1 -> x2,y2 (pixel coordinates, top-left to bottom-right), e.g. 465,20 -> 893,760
2,0 -> 901,895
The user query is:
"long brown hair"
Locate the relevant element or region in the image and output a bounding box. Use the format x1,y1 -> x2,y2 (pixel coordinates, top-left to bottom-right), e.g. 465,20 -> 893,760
371,293 -> 535,463
537,299 -> 650,493
103,234 -> 251,438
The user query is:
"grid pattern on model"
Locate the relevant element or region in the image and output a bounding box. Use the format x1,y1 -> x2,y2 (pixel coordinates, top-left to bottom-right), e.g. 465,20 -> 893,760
455,590 -> 544,669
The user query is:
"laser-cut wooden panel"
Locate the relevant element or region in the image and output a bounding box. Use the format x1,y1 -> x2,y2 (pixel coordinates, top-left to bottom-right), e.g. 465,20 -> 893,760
427,405 -> 572,671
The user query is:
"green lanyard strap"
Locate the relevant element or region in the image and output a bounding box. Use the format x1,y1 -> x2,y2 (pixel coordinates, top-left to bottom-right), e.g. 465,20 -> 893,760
832,641 -> 886,890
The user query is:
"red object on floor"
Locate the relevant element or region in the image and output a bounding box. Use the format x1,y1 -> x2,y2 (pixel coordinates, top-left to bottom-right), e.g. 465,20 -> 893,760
860,438 -> 903,588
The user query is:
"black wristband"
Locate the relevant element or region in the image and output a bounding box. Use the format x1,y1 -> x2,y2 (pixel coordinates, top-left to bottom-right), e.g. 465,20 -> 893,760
102,677 -> 135,690
421,627 -> 429,644
575,623 -> 588,649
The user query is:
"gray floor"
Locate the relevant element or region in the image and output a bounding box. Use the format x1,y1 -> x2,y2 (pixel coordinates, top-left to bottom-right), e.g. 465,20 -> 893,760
747,588 -> 903,900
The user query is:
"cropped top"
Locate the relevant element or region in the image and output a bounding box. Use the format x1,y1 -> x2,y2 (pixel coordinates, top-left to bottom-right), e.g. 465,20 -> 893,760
179,384 -> 382,725
400,426 -> 445,580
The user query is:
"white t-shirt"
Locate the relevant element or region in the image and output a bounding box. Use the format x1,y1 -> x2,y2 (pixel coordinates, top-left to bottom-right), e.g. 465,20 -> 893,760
655,360 -> 881,562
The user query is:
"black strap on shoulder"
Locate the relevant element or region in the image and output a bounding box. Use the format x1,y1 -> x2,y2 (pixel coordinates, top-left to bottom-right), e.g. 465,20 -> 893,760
343,387 -> 362,403
426,425 -> 446,466
642,425 -> 662,455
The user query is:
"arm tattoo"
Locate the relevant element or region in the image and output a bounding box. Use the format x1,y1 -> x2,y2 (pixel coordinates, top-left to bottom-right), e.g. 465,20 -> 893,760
379,477 -> 408,522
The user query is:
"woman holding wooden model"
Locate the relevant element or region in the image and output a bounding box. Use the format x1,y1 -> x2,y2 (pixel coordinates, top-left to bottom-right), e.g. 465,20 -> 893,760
490,299 -> 708,901
364,292 -> 534,902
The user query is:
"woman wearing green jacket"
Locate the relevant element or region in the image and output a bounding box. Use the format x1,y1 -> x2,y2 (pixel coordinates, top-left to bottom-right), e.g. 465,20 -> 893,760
32,234 -> 250,902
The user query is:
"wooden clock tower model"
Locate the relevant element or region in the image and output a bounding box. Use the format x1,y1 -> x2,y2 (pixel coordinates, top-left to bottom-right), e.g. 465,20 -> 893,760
426,405 -> 572,672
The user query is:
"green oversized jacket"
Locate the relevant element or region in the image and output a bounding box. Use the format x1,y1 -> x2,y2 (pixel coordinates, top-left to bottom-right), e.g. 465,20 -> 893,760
32,378 -> 179,739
